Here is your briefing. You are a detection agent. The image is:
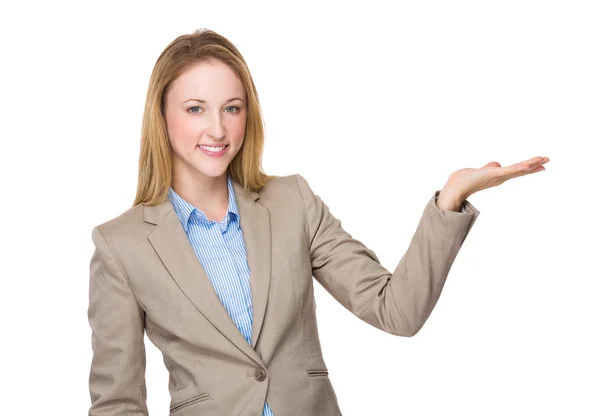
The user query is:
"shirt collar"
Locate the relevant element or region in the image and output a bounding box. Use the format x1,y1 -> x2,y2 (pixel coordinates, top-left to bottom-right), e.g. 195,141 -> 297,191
167,172 -> 239,232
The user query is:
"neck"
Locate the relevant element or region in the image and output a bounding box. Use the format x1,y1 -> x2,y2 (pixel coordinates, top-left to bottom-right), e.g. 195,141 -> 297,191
171,172 -> 229,217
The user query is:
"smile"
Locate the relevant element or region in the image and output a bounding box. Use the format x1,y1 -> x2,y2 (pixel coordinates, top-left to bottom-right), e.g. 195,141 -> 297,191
198,144 -> 229,157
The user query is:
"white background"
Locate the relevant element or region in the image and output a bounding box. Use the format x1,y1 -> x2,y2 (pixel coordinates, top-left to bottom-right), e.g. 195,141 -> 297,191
1,1 -> 598,415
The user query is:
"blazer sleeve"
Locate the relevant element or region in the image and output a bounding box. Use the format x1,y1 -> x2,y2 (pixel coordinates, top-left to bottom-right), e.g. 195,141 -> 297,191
295,173 -> 480,337
87,226 -> 149,416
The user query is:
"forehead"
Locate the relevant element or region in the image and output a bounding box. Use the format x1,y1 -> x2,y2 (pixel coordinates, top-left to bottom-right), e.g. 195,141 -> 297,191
167,60 -> 245,100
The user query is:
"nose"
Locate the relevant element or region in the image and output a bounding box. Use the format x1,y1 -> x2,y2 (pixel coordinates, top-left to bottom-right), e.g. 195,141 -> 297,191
207,111 -> 226,141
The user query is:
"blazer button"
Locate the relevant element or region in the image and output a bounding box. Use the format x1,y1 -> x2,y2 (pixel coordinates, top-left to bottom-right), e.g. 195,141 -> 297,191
254,367 -> 267,382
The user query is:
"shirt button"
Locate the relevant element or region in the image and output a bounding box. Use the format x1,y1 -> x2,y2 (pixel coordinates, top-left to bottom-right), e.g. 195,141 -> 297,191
254,367 -> 267,382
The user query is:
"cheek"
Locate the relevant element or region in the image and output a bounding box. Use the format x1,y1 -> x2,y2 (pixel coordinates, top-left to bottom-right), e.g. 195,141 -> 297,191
166,113 -> 198,146
231,114 -> 247,139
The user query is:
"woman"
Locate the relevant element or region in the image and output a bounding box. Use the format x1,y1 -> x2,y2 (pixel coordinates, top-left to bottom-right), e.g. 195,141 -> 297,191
87,29 -> 549,416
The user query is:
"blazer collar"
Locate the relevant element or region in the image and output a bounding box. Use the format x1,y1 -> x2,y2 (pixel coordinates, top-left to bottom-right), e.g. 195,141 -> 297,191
166,173 -> 240,232
142,178 -> 271,365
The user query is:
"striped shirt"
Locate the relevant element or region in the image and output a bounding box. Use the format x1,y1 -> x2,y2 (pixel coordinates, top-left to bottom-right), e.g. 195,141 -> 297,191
167,172 -> 274,416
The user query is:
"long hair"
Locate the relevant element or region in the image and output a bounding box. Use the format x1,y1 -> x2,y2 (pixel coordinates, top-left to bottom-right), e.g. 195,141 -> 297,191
132,28 -> 276,207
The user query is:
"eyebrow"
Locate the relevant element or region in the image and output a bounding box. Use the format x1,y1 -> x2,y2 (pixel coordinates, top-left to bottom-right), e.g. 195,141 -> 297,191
184,97 -> 244,104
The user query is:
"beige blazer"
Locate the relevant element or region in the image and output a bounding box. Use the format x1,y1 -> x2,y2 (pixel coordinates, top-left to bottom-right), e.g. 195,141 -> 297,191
87,173 -> 480,416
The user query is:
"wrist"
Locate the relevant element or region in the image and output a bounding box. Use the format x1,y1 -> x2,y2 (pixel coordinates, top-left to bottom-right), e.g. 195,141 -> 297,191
437,187 -> 465,212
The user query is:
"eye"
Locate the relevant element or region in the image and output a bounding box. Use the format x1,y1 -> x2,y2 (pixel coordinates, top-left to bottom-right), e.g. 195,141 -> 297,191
187,105 -> 241,115
225,105 -> 240,113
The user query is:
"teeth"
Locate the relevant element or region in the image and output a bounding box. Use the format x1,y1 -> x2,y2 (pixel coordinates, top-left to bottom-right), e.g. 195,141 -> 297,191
199,145 -> 226,151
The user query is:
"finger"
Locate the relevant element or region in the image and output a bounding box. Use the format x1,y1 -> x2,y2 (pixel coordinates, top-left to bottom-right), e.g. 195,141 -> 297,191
511,157 -> 550,172
502,165 -> 529,176
510,156 -> 548,169
528,157 -> 550,170
501,163 -> 547,181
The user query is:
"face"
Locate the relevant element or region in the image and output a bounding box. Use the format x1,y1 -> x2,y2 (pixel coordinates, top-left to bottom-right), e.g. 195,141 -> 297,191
164,59 -> 247,185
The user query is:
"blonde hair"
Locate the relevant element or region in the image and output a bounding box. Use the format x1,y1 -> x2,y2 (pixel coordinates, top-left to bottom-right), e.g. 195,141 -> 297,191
132,28 -> 276,207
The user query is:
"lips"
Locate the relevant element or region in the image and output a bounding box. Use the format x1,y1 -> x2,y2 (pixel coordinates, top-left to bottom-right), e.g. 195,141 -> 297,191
197,144 -> 229,157
198,144 -> 228,150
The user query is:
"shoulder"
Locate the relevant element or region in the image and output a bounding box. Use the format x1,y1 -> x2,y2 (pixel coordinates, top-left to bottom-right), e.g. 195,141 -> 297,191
90,174 -> 315,242
255,173 -> 303,199
249,174 -> 320,224
91,203 -> 148,247
254,173 -> 319,205
258,173 -> 315,194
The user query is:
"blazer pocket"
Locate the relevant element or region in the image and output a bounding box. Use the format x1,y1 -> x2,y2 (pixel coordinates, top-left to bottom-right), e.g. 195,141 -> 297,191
307,368 -> 329,378
169,392 -> 211,414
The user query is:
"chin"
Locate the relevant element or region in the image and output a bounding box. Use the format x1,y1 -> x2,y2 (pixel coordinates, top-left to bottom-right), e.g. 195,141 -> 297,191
194,166 -> 230,179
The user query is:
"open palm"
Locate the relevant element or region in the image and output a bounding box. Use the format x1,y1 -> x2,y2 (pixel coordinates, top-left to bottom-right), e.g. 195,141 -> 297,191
447,156 -> 550,199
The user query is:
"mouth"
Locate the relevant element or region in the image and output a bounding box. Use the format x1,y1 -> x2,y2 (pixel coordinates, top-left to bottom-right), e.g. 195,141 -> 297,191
197,144 -> 229,157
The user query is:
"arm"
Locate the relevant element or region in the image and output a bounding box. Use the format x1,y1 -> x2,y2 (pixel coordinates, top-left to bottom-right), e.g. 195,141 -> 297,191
88,227 -> 148,415
296,174 -> 480,337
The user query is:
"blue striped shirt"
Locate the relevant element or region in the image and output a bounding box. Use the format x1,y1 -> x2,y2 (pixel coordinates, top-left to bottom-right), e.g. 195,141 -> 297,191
167,173 -> 274,416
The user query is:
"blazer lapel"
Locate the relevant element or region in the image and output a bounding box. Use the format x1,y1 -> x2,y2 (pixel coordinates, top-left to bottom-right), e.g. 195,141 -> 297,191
143,178 -> 272,363
231,181 -> 273,350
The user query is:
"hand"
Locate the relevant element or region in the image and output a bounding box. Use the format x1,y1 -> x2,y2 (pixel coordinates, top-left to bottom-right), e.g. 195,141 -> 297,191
443,155 -> 551,201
